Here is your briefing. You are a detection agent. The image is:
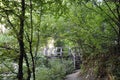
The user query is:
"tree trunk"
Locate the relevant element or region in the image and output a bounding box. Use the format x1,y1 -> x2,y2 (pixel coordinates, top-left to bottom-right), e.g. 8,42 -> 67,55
18,0 -> 25,80
29,0 -> 35,79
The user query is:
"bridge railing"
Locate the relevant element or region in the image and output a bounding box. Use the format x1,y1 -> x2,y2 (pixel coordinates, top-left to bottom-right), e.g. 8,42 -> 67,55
42,47 -> 82,69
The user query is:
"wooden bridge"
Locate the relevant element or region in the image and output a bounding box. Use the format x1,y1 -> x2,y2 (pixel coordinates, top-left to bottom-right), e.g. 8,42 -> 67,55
42,47 -> 82,69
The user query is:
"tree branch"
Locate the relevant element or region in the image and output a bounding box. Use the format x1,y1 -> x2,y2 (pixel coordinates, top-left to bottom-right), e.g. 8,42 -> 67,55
104,0 -> 118,20
5,12 -> 18,35
0,45 -> 19,53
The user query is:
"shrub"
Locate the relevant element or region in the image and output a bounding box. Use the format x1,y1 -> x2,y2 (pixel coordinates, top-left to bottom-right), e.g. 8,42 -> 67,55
36,58 -> 74,80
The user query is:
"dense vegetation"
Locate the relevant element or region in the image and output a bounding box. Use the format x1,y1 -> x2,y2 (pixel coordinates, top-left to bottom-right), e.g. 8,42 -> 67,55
0,0 -> 120,80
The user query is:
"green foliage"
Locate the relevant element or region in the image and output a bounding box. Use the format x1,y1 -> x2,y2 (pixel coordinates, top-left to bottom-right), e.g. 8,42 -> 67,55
0,34 -> 18,61
0,0 -> 120,79
0,60 -> 17,80
36,59 -> 74,80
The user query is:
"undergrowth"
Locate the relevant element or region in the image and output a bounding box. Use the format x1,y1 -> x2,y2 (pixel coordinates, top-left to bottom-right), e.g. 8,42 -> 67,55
35,57 -> 74,80
81,45 -> 120,80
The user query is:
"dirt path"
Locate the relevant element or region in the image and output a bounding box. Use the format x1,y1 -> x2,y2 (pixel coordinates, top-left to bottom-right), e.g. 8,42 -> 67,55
64,69 -> 96,80
65,70 -> 82,80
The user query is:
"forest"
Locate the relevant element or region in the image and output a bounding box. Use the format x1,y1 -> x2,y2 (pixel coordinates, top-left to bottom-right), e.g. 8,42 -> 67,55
0,0 -> 120,80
